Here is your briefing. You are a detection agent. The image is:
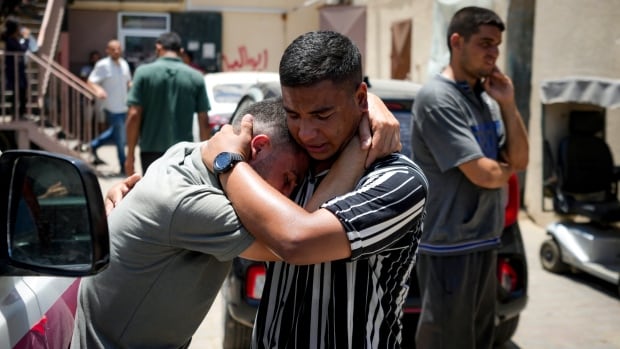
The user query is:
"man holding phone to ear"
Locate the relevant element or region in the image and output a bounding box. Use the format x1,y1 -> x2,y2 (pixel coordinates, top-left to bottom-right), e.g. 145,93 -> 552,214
412,6 -> 529,349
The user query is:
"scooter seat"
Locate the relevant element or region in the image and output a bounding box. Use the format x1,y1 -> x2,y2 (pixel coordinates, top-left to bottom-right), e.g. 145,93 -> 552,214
569,200 -> 620,223
553,111 -> 620,224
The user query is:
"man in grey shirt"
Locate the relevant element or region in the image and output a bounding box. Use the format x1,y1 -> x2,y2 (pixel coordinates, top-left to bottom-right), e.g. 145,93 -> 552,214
412,6 -> 529,349
71,99 -> 325,349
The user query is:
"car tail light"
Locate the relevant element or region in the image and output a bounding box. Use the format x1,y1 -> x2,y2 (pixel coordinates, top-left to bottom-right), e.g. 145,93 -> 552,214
245,264 -> 266,301
384,102 -> 406,111
209,114 -> 229,132
497,258 -> 518,293
30,315 -> 48,335
504,174 -> 520,228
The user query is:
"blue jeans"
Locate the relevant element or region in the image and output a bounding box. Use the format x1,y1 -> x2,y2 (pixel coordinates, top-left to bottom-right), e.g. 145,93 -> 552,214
91,110 -> 126,170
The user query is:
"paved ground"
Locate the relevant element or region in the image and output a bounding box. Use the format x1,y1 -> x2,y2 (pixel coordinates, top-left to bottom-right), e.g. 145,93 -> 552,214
502,216 -> 620,349
93,145 -> 620,349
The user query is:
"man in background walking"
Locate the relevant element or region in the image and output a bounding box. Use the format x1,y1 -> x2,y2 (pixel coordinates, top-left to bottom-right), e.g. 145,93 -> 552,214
125,32 -> 211,175
88,39 -> 132,175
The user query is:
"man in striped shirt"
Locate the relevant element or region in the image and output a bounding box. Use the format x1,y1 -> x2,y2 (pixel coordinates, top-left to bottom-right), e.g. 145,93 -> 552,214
203,30 -> 428,348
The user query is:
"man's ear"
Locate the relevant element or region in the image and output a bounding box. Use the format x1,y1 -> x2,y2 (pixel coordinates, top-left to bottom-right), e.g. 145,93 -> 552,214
356,82 -> 368,113
250,134 -> 271,161
449,33 -> 462,51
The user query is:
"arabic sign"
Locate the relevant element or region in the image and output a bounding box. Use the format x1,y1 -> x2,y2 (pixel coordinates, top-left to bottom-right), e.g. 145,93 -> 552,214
222,46 -> 269,71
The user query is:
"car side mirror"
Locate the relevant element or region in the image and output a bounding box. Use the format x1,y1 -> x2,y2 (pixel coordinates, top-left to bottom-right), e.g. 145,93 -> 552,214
0,150 -> 109,276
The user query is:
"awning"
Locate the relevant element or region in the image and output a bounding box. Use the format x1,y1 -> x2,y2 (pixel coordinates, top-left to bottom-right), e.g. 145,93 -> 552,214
540,76 -> 620,108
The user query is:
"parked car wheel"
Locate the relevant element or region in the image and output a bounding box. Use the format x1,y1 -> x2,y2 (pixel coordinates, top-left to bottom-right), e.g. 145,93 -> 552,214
222,309 -> 253,349
540,238 -> 569,273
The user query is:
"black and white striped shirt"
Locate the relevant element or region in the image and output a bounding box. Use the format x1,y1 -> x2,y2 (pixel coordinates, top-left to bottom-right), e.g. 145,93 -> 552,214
252,153 -> 428,349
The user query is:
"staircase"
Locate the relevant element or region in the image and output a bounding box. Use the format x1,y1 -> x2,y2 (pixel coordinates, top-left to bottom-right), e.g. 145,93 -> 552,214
0,0 -> 97,161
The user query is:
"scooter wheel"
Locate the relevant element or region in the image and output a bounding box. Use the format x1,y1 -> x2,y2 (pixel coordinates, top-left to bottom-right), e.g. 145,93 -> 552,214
540,239 -> 569,273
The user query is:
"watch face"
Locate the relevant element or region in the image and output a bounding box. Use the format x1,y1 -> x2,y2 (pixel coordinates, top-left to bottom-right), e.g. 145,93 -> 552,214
214,152 -> 233,173
214,152 -> 244,174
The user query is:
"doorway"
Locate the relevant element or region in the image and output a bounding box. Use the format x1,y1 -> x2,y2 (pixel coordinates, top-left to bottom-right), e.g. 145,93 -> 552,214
118,12 -> 170,71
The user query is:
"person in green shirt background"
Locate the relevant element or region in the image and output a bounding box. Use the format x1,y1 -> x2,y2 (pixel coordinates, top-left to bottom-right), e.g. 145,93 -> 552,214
125,31 -> 211,175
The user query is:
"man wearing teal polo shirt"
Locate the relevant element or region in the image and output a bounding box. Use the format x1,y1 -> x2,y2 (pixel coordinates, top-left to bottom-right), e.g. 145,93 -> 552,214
125,32 -> 211,175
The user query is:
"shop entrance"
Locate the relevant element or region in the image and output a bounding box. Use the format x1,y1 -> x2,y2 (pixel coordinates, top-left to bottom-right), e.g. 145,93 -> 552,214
118,12 -> 170,71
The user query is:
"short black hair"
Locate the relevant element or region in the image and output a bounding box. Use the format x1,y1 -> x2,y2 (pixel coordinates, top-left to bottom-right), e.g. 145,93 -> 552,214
234,97 -> 293,147
279,30 -> 362,91
446,6 -> 505,52
156,32 -> 183,53
2,18 -> 19,38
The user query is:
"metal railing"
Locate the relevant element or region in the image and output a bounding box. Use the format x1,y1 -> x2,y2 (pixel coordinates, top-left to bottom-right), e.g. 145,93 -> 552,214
0,51 -> 31,121
36,51 -> 98,145
0,49 -> 98,148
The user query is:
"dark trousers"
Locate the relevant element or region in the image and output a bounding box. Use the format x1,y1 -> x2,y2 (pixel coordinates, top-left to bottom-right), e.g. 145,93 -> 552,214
416,250 -> 497,349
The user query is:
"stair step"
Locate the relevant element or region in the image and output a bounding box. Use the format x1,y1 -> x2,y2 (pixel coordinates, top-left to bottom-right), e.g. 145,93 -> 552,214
19,18 -> 43,26
0,2 -> 98,159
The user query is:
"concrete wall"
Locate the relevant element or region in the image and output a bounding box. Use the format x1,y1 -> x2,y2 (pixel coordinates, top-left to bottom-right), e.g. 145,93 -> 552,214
524,0 -> 620,224
188,0 -> 320,72
67,10 -> 118,75
68,0 -> 320,73
218,6 -> 319,72
363,0 -> 432,83
187,0 -> 296,11
220,12 -> 285,72
65,0 -> 620,225
360,0 -> 620,223
285,6 -> 321,45
361,0 -> 509,83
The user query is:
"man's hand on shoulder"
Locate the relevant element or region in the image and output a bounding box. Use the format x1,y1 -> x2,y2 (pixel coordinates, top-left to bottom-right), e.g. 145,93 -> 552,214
202,114 -> 254,172
105,173 -> 142,215
361,93 -> 402,168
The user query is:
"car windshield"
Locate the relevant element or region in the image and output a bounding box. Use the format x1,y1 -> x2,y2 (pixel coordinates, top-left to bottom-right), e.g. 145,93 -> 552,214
212,83 -> 255,103
393,110 -> 412,159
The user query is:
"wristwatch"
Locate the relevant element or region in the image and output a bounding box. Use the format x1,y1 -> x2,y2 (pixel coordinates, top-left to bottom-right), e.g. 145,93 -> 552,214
213,152 -> 245,175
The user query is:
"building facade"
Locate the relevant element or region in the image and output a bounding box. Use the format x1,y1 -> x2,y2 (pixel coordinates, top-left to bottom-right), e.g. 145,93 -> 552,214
65,0 -> 620,222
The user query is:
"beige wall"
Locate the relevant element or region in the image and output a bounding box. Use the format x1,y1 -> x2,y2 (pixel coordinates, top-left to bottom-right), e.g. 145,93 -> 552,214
191,0 -> 319,72
362,0 -> 507,83
220,12 -> 285,72
66,1 -> 620,222
361,0 -> 620,222
286,7 -> 321,44
71,1 -> 183,12
524,0 -> 620,223
68,1 -> 321,74
219,7 -> 319,72
363,0 -> 431,82
188,0 -> 303,11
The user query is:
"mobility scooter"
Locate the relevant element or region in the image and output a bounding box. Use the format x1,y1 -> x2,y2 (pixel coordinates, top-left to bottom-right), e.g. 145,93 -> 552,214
539,76 -> 620,296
